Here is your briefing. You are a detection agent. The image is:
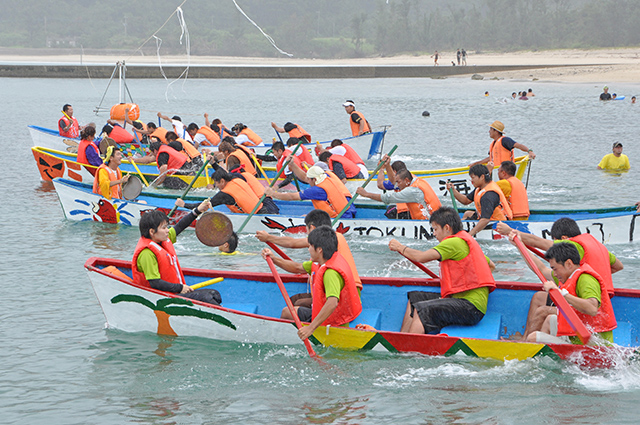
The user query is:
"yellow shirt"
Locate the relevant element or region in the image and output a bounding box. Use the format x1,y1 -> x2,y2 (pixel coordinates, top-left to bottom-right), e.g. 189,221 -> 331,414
97,167 -> 120,200
598,153 -> 630,170
496,179 -> 511,198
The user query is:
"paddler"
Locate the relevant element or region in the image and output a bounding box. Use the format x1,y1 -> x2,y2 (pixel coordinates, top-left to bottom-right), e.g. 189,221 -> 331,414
210,168 -> 271,214
516,241 -> 616,345
265,165 -> 356,219
469,120 -> 536,172
58,104 -> 81,138
148,141 -> 193,189
496,218 -> 622,341
132,200 -> 222,305
374,155 -> 410,219
261,225 -> 362,340
496,160 -> 530,220
217,140 -> 259,178
356,168 -> 441,220
157,112 -> 193,143
342,100 -> 371,137
164,131 -> 203,168
92,146 -> 130,200
77,126 -> 102,171
318,151 -> 364,182
446,164 -> 513,236
271,122 -> 312,143
231,123 -> 264,147
322,139 -> 368,178
255,141 -> 297,188
102,121 -> 135,146
256,209 -> 362,309
389,207 -> 496,334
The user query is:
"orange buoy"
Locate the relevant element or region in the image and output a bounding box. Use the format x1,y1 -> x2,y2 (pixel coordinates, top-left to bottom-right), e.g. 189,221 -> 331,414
110,103 -> 140,121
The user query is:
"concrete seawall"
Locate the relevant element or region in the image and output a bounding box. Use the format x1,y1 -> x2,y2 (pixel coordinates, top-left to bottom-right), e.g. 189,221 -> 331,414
0,63 -> 583,79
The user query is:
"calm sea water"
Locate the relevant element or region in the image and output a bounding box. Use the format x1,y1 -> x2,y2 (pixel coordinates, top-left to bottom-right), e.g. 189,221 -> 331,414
2,75 -> 640,424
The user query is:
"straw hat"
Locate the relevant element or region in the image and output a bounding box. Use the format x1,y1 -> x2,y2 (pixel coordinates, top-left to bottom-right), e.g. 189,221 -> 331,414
489,120 -> 505,133
306,166 -> 327,184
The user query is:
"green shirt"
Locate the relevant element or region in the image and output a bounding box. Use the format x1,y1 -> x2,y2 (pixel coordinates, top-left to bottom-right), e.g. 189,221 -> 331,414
136,228 -> 177,280
303,261 -> 344,300
568,272 -> 613,344
433,237 -> 490,314
552,239 -> 616,285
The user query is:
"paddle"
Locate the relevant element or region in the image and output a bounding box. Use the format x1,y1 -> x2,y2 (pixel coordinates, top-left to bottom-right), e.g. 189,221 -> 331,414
267,241 -> 292,261
236,140 -> 305,233
125,155 -> 149,187
447,180 -> 459,214
331,145 -> 398,226
273,128 -> 301,190
512,233 -> 592,344
400,251 -> 439,279
526,244 -> 546,260
265,256 -> 318,358
190,277 -> 224,289
167,158 -> 212,218
525,158 -> 532,189
195,211 -> 234,247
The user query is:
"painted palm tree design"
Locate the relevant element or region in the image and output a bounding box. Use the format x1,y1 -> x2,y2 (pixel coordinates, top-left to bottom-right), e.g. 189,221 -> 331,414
111,294 -> 236,336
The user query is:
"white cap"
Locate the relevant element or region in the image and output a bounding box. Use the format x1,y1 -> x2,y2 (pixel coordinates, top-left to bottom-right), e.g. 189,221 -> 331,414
342,101 -> 355,108
306,166 -> 327,184
313,161 -> 330,172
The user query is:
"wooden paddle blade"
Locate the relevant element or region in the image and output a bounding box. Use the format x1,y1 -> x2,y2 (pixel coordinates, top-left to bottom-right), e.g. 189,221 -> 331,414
122,175 -> 143,200
265,256 -> 317,358
512,234 -> 592,344
195,212 -> 234,247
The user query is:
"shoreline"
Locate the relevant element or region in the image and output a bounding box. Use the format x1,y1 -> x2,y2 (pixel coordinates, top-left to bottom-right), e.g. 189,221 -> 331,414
0,47 -> 639,82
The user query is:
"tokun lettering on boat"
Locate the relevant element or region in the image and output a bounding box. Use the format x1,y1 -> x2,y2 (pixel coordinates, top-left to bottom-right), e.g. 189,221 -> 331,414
351,224 -> 435,240
261,216 -> 350,235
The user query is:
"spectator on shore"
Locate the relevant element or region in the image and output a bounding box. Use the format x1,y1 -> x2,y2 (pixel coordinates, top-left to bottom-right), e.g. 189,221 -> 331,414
431,51 -> 439,66
456,49 -> 461,65
461,48 -> 467,65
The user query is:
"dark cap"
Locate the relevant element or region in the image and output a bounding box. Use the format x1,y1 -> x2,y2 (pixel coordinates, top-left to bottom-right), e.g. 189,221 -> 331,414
613,142 -> 623,148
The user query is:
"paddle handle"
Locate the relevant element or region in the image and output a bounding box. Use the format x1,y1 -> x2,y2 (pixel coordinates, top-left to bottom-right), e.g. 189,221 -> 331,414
265,256 -> 317,357
190,277 -> 224,289
400,251 -> 439,279
448,186 -> 459,214
512,234 -> 591,344
331,145 -> 398,226
526,244 -> 546,260
130,158 -> 149,187
267,242 -> 292,261
167,158 -> 212,218
236,141 -> 305,233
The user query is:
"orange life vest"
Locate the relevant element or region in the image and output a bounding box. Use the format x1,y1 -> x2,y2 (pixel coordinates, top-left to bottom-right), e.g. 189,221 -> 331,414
175,138 -> 200,161
334,143 -> 364,165
228,149 -> 257,177
158,145 -> 188,173
312,177 -> 350,218
132,237 -> 185,289
505,176 -> 529,219
439,231 -> 496,298
295,146 -> 314,167
326,171 -> 352,199
59,115 -> 80,138
311,252 -> 362,327
220,178 -> 263,214
240,171 -> 265,198
151,127 -> 168,144
406,178 -> 442,220
336,233 -> 362,290
349,111 -> 371,137
109,125 -> 135,145
238,128 -> 263,146
556,264 -> 617,337
197,126 -> 220,146
473,180 -> 513,220
287,124 -> 312,143
92,163 -> 122,200
328,155 -> 361,179
489,136 -> 514,167
571,234 -> 615,297
276,149 -> 302,175
77,139 -> 100,165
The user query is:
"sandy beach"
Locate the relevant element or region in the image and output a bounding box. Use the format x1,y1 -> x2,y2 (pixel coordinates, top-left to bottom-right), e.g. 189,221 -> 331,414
1,47 -> 639,83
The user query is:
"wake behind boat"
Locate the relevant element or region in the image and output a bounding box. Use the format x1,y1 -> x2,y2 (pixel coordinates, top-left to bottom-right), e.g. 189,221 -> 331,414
85,256 -> 640,369
53,178 -> 640,244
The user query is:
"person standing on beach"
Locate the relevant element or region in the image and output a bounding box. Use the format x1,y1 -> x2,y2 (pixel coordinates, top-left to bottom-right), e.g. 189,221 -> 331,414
600,86 -> 612,101
461,48 -> 467,65
431,50 -> 439,66
456,49 -> 461,65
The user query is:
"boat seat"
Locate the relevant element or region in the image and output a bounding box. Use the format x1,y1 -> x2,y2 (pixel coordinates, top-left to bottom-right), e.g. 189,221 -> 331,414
441,312 -> 503,340
222,303 -> 259,315
350,309 -> 382,329
613,321 -> 633,347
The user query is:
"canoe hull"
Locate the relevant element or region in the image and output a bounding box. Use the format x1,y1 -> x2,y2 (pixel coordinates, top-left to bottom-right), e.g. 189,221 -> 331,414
85,257 -> 640,368
53,178 -> 640,244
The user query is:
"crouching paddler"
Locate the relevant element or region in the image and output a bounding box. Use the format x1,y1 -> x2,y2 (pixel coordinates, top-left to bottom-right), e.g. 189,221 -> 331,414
132,200 -> 222,305
262,225 -> 362,341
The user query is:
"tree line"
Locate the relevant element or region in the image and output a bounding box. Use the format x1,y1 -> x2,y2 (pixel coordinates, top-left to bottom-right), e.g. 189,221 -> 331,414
1,0 -> 639,58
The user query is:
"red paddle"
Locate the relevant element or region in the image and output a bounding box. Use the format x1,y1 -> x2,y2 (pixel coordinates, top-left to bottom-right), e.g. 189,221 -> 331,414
526,244 -> 547,260
265,256 -> 318,357
266,242 -> 292,261
400,252 -> 439,279
512,234 -> 591,344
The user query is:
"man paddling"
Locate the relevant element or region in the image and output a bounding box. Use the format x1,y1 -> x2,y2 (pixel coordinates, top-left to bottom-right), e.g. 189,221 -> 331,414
447,164 -> 513,236
262,226 -> 362,341
496,160 -> 530,220
388,207 -> 496,334
516,241 -> 616,345
271,121 -> 312,143
356,168 -> 441,220
496,217 -> 622,341
92,146 -> 130,200
132,200 -> 222,305
470,120 -> 536,173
